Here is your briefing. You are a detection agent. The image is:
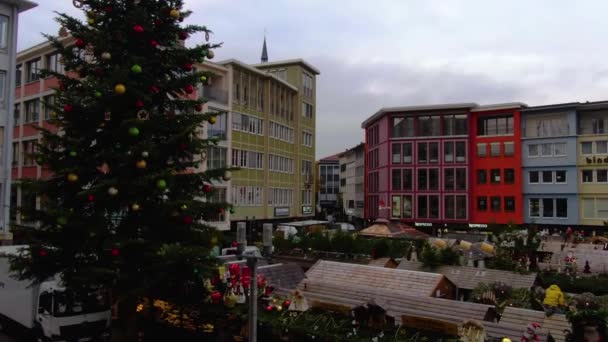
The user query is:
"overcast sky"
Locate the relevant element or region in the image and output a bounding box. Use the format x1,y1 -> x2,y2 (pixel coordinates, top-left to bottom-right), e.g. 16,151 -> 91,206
17,1 -> 608,158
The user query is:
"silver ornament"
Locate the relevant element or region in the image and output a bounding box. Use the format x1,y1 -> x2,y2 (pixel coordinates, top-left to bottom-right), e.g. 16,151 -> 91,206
108,187 -> 119,196
223,171 -> 232,181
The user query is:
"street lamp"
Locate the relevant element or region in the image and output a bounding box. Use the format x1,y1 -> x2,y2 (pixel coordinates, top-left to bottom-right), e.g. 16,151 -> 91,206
236,221 -> 273,342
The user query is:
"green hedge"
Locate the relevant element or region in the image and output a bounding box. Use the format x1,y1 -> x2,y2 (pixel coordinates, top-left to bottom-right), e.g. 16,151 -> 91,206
539,272 -> 608,296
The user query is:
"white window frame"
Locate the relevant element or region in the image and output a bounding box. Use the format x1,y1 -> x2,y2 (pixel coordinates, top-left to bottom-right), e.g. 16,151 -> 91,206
0,15 -> 8,51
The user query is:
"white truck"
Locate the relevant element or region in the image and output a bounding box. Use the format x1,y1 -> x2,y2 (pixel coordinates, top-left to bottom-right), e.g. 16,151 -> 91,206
0,245 -> 112,341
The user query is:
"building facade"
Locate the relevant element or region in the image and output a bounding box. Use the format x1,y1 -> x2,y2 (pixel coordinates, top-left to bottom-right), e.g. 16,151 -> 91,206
0,0 -> 36,243
362,104 -> 476,227
521,103 -> 579,227
470,104 -> 526,225
338,143 -> 365,225
577,101 -> 608,226
316,154 -> 340,215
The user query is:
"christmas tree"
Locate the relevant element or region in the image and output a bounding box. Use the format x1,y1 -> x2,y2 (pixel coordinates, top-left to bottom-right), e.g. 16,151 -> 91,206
10,0 -> 229,333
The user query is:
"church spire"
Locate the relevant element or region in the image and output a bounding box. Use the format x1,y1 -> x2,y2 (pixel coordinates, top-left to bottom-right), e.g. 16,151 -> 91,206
261,33 -> 268,63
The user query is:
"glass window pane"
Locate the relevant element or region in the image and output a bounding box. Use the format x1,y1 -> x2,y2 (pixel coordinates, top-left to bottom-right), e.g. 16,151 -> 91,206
429,196 -> 439,218
403,143 -> 412,163
556,199 -> 567,218
491,143 -> 500,157
491,169 -> 501,184
418,143 -> 427,163
429,142 -> 439,163
456,168 -> 466,190
583,198 -> 595,218
477,196 -> 487,211
444,195 -> 455,219
597,170 -> 608,183
597,199 -> 608,218
542,171 -> 553,183
444,142 -> 454,163
0,16 -> 8,49
456,195 -> 467,219
528,144 -> 539,157
429,168 -> 439,190
403,196 -> 412,218
417,169 -> 427,190
496,117 -> 507,135
417,195 -> 427,218
392,117 -> 405,138
597,141 -> 608,154
541,144 -> 552,156
582,142 -> 593,155
491,196 -> 501,212
504,169 -> 515,184
403,169 -> 412,190
554,143 -> 566,156
456,142 -> 466,162
477,169 -> 487,184
391,196 -> 401,218
444,169 -> 454,190
505,197 -> 515,212
542,198 -> 554,217
455,115 -> 467,135
477,143 -> 487,157
504,142 -> 514,156
392,143 -> 401,164
582,170 -> 594,183
555,170 -> 566,183
392,169 -> 402,190
530,199 -> 540,217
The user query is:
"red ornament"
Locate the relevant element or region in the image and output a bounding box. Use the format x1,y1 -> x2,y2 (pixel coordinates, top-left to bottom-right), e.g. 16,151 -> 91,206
38,249 -> 47,257
232,241 -> 238,248
150,40 -> 159,48
104,6 -> 112,13
219,208 -> 225,214
283,300 -> 291,307
75,38 -> 86,48
178,31 -> 189,40
150,85 -> 160,93
87,194 -> 95,202
135,100 -> 144,108
63,104 -> 73,113
265,305 -> 273,312
184,85 -> 194,94
265,286 -> 273,296
182,63 -> 193,71
179,143 -> 188,150
195,104 -> 203,112
210,277 -> 218,286
133,25 -> 144,33
202,184 -> 212,193
210,291 -> 222,304
111,248 -> 120,257
182,215 -> 193,225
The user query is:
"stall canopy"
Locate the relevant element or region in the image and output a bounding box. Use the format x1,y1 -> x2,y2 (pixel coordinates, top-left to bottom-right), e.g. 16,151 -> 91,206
358,220 -> 429,239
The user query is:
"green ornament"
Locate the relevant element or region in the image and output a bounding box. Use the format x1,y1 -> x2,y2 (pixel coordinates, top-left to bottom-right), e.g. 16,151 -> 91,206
200,75 -> 207,82
131,64 -> 142,73
156,179 -> 167,189
94,91 -> 102,98
128,127 -> 140,136
230,208 -> 235,214
57,217 -> 67,225
180,204 -> 188,210
69,151 -> 77,157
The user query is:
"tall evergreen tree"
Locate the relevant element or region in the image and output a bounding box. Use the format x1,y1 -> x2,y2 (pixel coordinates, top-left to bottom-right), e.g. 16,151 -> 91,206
10,0 -> 228,324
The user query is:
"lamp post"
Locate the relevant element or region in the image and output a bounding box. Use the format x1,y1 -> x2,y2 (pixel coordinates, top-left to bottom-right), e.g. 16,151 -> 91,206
237,221 -> 273,342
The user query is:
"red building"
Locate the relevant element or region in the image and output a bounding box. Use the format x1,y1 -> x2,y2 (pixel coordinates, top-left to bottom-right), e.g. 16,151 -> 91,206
362,104 -> 475,227
469,103 -> 526,225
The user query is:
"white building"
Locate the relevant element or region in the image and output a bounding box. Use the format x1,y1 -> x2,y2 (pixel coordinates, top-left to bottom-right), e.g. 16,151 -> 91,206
0,0 -> 36,244
339,143 -> 365,227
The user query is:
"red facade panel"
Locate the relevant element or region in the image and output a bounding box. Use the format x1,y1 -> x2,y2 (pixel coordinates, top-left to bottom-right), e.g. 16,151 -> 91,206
21,166 -> 37,180
22,124 -> 39,138
23,81 -> 40,97
44,77 -> 60,91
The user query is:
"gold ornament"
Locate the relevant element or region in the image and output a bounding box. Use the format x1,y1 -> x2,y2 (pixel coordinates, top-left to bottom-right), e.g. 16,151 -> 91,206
135,160 -> 147,169
131,203 -> 141,211
222,171 -> 232,181
108,187 -> 119,196
67,173 -> 79,182
101,52 -> 111,60
208,116 -> 217,124
169,9 -> 180,19
114,84 -> 126,94
206,50 -> 215,59
87,18 -> 95,25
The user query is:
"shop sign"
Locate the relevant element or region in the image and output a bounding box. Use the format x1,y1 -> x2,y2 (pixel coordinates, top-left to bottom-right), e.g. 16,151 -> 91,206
586,156 -> 608,164
274,207 -> 290,217
302,206 -> 313,215
415,222 -> 433,227
468,223 -> 488,228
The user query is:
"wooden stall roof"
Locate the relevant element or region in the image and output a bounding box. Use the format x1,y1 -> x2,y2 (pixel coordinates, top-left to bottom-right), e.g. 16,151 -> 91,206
484,321 -> 548,342
358,221 -> 429,239
499,307 -> 569,342
307,260 -> 448,297
297,278 -> 494,325
256,263 -> 305,296
366,257 -> 399,268
396,261 -> 538,290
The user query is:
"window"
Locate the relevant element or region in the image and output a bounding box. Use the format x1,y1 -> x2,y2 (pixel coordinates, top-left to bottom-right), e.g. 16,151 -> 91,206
504,169 -> 515,184
391,196 -> 401,218
504,197 -> 515,212
347,200 -> 354,208
418,115 -> 441,136
302,160 -> 312,176
26,58 -> 41,83
597,141 -> 608,154
477,196 -> 487,211
403,143 -> 412,163
490,143 -> 500,157
340,178 -> 346,187
490,169 -> 501,184
402,196 -> 413,218
554,143 -> 566,156
456,142 -> 466,162
491,197 -> 501,212
392,143 -> 401,164
24,99 -> 39,123
302,102 -> 313,118
13,103 -> 20,126
582,198 -> 608,219
445,195 -> 466,219
208,111 -> 227,140
302,72 -> 313,97
444,141 -> 454,163
504,142 -> 514,156
429,195 -> 439,218
417,195 -> 427,218
444,195 -> 454,219
302,131 -> 313,147
444,169 -> 454,191
529,199 -> 540,217
478,115 -> 514,135
582,142 -> 593,155
391,117 -> 415,137
541,144 -> 552,157
529,171 -> 539,184
0,71 -> 5,108
542,198 -> 554,217
528,144 -> 539,157
429,142 -> 439,163
418,143 -> 427,163
268,188 -> 294,206
582,170 -> 594,183
12,142 -> 18,166
598,170 -> 608,183
525,115 -> 568,137
269,122 -> 294,143
477,169 -> 487,184
456,168 -> 466,190
456,195 -> 466,219
443,114 -> 468,135
392,169 -> 402,191
368,149 -> 379,169
233,186 -> 264,206
46,53 -> 64,74
231,149 -> 264,169
22,140 -> 35,166
207,147 -> 227,169
542,171 -> 553,184
417,169 -> 428,190
15,64 -> 21,87
477,143 -> 487,157
302,190 -> 312,205
207,188 -> 227,221
43,96 -> 55,120
429,168 -> 439,190
555,170 -> 567,183
403,169 -> 412,190
580,116 -> 607,135
0,15 -> 7,50
232,112 -> 263,135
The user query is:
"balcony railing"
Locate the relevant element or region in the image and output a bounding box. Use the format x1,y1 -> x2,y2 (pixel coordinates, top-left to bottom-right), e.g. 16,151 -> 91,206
202,86 -> 228,104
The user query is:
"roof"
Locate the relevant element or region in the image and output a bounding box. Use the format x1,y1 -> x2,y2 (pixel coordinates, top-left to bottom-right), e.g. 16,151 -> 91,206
217,59 -> 299,91
2,0 -> 37,11
576,100 -> 608,111
256,263 -> 305,295
338,142 -> 365,158
298,276 -> 494,325
367,257 -> 398,268
279,220 -> 328,227
358,221 -> 429,239
521,102 -> 579,112
484,321 -> 549,342
319,153 -> 341,162
362,103 -> 477,128
306,260 -> 447,297
499,306 -> 569,342
0,245 -> 28,257
251,58 -> 321,75
471,102 -> 528,112
396,261 -> 538,290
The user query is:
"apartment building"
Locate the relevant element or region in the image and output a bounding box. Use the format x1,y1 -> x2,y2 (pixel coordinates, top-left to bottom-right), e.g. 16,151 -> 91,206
11,37 -> 320,231
338,143 -> 365,226
0,0 -> 36,244
317,154 -> 340,215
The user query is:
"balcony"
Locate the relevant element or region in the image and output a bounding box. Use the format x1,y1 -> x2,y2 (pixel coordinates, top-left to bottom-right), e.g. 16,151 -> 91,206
202,86 -> 228,104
